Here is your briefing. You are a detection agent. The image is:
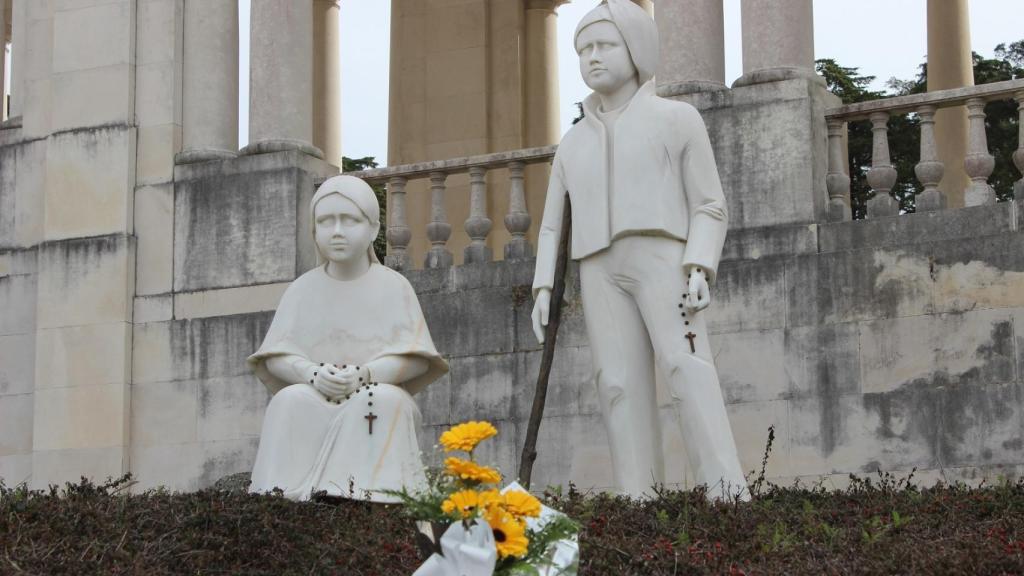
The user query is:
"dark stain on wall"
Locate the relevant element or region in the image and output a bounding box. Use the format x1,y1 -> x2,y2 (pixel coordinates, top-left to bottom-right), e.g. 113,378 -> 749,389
169,312 -> 275,381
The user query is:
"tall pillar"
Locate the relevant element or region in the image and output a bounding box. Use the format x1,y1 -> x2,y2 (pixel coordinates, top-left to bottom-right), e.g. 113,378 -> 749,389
243,0 -> 322,158
524,0 -> 564,149
313,0 -> 342,167
927,0 -> 973,207
177,0 -> 239,164
524,0 -> 566,260
1,0 -> 8,120
7,0 -> 24,118
657,0 -> 726,96
735,0 -> 817,87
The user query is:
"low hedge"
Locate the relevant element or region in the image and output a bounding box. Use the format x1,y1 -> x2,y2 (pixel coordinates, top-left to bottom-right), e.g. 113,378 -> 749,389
2,473 -> 1024,575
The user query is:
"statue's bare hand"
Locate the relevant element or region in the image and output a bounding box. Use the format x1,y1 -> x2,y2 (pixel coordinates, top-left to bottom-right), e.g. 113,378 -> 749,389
532,288 -> 552,344
334,365 -> 371,389
311,363 -> 359,400
685,268 -> 711,312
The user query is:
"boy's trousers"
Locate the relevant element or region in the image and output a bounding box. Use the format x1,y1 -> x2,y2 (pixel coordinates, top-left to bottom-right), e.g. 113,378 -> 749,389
579,234 -> 747,500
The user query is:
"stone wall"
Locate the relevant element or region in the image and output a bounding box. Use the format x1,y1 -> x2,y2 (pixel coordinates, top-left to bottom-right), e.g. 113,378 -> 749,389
404,201 -> 1024,491
117,199 -> 1024,493
3,74 -> 1023,493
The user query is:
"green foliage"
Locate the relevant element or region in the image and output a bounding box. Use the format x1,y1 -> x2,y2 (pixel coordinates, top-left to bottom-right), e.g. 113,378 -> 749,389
342,155 -> 387,262
818,38 -> 1023,219
4,473 -> 1024,574
509,514 -> 580,576
380,467 -> 459,525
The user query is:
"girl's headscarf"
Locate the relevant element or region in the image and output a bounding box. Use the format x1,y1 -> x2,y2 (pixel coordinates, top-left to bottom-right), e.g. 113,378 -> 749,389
310,175 -> 381,265
574,0 -> 659,86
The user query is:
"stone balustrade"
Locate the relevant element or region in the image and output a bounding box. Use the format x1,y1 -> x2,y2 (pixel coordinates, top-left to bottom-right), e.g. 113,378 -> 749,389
348,146 -> 556,271
824,79 -> 1024,220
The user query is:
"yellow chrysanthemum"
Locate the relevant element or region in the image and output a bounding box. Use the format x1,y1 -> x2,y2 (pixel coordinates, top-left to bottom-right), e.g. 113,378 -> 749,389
441,489 -> 503,519
444,457 -> 502,484
439,421 -> 499,453
502,490 -> 542,519
478,489 -> 503,509
484,505 -> 529,559
441,490 -> 483,519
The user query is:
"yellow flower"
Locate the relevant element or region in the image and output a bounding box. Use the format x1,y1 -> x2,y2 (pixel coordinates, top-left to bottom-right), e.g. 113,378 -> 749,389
502,490 -> 542,519
478,489 -> 503,509
484,505 -> 529,559
444,457 -> 502,484
441,490 -> 484,519
441,489 -> 503,519
439,421 -> 499,453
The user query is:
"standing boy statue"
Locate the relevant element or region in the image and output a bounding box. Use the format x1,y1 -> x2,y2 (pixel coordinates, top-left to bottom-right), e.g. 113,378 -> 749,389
531,0 -> 747,500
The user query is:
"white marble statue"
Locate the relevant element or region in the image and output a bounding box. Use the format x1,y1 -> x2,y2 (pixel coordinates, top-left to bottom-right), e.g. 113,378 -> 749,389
531,0 -> 748,500
248,175 -> 448,502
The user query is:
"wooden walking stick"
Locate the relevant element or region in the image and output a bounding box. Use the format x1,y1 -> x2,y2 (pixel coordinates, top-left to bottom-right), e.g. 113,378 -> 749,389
519,194 -> 572,489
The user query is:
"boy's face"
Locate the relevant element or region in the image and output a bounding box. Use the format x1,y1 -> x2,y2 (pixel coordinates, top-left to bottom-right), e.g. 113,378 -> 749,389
576,21 -> 637,96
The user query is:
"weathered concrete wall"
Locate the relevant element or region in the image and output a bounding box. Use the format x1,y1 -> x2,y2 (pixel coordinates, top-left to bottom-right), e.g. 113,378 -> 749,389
128,150 -> 336,492
3,68 -> 1023,493
0,136 -> 44,486
402,201 -> 1024,491
121,199 -> 1024,493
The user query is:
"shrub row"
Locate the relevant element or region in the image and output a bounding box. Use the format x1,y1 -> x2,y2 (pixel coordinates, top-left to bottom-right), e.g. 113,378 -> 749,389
2,473 -> 1024,575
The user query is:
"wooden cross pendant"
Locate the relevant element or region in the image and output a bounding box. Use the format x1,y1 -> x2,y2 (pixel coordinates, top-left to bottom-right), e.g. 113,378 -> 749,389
685,332 -> 697,353
364,412 -> 378,435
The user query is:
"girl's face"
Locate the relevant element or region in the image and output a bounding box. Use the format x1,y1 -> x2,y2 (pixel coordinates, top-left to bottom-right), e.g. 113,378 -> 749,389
313,194 -> 376,265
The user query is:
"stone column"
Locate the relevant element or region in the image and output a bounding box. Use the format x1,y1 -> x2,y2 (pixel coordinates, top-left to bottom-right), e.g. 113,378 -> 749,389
313,0 -> 342,167
927,0 -> 973,207
735,0 -> 817,87
1,0 -> 7,120
1014,92 -> 1024,201
177,0 -> 239,164
524,0 -> 565,258
7,0 -> 24,119
657,0 -> 726,96
524,0 -> 565,149
244,0 -> 322,158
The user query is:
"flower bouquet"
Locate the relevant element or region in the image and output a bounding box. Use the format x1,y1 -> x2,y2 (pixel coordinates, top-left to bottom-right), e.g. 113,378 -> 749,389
384,421 -> 579,576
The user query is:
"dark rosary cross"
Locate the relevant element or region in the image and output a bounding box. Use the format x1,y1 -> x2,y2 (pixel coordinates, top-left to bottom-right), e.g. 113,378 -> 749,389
679,301 -> 697,354
364,412 -> 378,435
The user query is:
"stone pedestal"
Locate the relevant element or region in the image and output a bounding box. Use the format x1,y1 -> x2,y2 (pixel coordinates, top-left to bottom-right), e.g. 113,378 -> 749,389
682,77 -> 840,230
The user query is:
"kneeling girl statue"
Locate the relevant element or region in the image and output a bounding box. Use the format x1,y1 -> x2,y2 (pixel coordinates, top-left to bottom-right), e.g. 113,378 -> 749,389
248,175 -> 448,501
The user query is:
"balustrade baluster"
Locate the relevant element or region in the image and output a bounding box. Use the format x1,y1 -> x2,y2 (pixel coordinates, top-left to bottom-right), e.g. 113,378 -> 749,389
825,120 -> 851,222
914,105 -> 946,212
1013,92 -> 1024,201
424,171 -> 454,268
464,166 -> 493,264
866,112 -> 898,217
964,97 -> 996,206
386,176 -> 411,270
504,161 -> 533,259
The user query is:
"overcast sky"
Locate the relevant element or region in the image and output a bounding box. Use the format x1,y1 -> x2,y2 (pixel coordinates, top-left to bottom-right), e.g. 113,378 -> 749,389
235,0 -> 1021,166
